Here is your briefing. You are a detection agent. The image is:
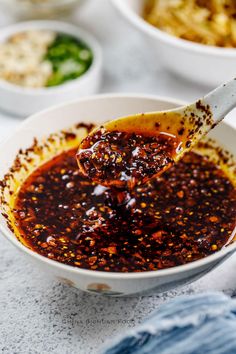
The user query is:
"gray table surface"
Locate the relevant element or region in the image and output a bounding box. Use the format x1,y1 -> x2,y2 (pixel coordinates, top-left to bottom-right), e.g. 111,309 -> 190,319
1,1 -> 236,354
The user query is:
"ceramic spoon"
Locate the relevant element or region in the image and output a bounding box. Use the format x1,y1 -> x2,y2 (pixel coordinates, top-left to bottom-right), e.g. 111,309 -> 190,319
77,78 -> 236,188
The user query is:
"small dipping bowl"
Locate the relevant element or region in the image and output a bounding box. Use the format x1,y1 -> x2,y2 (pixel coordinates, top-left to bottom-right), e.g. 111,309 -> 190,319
0,20 -> 102,116
0,94 -> 235,296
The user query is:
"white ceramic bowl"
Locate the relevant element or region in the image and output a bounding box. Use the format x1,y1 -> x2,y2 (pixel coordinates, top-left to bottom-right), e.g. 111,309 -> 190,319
112,0 -> 236,87
0,94 -> 235,296
0,21 -> 102,117
0,0 -> 86,19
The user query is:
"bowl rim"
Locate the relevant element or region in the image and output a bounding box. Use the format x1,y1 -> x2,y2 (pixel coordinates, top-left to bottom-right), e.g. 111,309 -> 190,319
112,0 -> 236,58
0,92 -> 236,280
2,0 -> 82,10
0,20 -> 102,95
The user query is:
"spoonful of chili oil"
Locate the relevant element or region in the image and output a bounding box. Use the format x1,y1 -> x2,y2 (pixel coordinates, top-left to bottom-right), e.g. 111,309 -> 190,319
77,79 -> 236,189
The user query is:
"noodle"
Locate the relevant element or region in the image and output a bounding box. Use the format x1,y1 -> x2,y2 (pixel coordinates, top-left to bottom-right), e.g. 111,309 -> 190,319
143,0 -> 236,47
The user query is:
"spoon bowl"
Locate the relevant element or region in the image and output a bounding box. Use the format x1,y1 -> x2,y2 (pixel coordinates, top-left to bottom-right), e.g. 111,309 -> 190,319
77,79 -> 236,188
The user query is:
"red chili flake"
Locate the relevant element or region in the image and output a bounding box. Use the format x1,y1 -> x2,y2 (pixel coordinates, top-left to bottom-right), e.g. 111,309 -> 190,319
177,190 -> 184,198
209,216 -> 219,222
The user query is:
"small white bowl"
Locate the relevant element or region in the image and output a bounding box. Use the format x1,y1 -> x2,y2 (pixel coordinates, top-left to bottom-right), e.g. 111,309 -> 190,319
0,0 -> 86,19
0,20 -> 102,117
0,94 -> 235,296
112,0 -> 236,87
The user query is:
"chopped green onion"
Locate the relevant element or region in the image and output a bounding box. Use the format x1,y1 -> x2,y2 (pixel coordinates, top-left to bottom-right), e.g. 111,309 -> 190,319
45,34 -> 93,87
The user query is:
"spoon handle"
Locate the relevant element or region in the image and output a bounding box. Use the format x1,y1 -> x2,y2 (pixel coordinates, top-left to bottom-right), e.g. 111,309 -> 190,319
203,78 -> 236,124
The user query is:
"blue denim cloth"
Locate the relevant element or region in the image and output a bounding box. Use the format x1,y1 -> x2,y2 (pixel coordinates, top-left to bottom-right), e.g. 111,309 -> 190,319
102,292 -> 236,354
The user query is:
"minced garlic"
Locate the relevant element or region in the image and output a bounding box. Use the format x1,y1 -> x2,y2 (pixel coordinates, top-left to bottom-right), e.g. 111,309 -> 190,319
0,30 -> 56,88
